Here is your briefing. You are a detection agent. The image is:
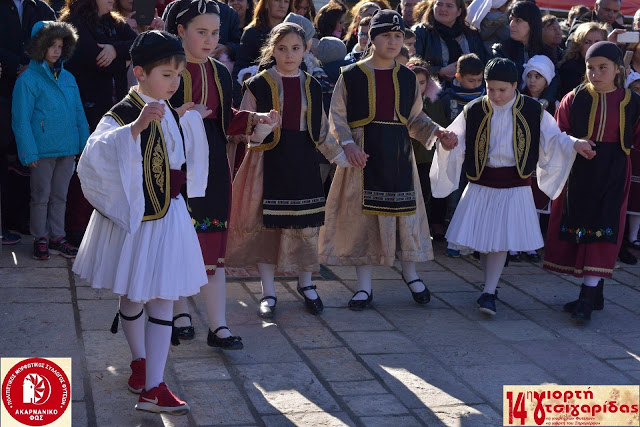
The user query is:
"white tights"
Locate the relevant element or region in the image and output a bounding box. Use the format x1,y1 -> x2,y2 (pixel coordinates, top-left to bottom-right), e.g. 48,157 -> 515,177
257,263 -> 318,305
119,296 -> 173,390
351,262 -> 424,301
479,252 -> 507,294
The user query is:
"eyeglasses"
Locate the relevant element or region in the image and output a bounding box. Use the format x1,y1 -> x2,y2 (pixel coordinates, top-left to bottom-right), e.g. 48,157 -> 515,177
357,32 -> 369,38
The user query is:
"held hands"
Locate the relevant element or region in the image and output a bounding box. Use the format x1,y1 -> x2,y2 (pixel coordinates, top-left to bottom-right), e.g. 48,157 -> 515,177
254,109 -> 280,127
343,143 -> 369,168
175,102 -> 213,119
131,102 -> 165,140
436,128 -> 458,151
96,44 -> 117,67
574,139 -> 596,159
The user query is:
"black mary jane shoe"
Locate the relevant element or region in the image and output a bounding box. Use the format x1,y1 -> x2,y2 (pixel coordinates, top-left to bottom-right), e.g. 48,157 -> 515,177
524,251 -> 541,263
207,326 -> 243,350
348,290 -> 373,311
403,276 -> 431,304
172,313 -> 195,340
257,296 -> 277,319
297,282 -> 324,315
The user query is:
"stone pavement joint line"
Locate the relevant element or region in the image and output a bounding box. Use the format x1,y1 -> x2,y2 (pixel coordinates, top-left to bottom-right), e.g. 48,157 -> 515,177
1,239 -> 639,426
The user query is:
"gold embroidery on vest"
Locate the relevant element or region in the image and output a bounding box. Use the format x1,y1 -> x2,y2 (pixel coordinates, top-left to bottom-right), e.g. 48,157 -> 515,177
468,97 -> 492,181
512,94 -> 533,178
182,69 -> 193,104
249,70 -> 281,151
304,72 -> 318,147
582,84 -> 599,140
619,89 -> 631,155
209,57 -> 226,135
393,62 -> 408,125
348,62 -> 376,128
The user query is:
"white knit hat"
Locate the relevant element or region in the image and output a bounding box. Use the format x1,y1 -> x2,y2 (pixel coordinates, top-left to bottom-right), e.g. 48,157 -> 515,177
521,55 -> 555,89
626,70 -> 640,88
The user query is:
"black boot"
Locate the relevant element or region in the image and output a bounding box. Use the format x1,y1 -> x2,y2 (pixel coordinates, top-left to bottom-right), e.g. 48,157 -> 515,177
563,280 -> 604,312
571,284 -> 598,322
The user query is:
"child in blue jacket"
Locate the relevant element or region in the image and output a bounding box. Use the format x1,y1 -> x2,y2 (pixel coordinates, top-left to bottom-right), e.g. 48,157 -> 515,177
12,21 -> 89,260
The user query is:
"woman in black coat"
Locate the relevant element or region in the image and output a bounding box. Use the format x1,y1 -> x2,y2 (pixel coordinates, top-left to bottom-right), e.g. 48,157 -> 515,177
414,0 -> 488,84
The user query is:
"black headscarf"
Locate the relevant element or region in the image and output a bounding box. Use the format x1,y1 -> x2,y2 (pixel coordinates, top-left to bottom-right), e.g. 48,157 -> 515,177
165,0 -> 220,35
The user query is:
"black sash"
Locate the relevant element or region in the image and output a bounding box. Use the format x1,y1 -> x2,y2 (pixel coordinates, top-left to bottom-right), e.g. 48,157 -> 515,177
262,129 -> 325,228
559,141 -> 627,244
362,121 -> 416,216
188,119 -> 230,233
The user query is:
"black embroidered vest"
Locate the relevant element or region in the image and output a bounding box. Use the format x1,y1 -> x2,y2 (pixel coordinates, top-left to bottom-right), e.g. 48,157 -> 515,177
105,90 -> 182,222
463,93 -> 542,181
171,57 -> 232,134
243,70 -> 322,150
569,83 -> 640,155
340,61 -> 415,127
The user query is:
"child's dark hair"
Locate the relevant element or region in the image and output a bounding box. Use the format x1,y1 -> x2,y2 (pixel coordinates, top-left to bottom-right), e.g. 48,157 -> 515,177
397,45 -> 409,60
404,28 -> 415,39
141,54 -> 187,74
406,57 -> 432,78
359,15 -> 372,28
259,23 -> 307,69
457,53 -> 484,76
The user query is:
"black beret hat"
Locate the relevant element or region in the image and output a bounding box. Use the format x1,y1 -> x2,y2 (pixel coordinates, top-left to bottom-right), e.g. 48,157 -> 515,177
130,30 -> 184,67
484,57 -> 518,83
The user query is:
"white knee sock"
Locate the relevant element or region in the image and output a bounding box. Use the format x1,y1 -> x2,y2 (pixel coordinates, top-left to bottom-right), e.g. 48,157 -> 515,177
201,268 -> 231,338
258,263 -> 276,306
298,271 -> 318,299
481,252 -> 507,294
144,299 -> 173,390
401,261 -> 425,292
583,275 -> 600,287
119,296 -> 146,361
172,297 -> 191,328
353,265 -> 373,300
628,215 -> 640,243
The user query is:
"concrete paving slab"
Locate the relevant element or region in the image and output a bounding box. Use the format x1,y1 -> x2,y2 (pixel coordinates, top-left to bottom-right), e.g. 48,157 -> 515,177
284,326 -> 342,349
262,412 -> 354,426
0,267 -> 70,287
328,380 -> 387,396
414,404 -> 502,426
215,324 -> 302,365
341,394 -> 408,416
235,362 -> 340,415
182,381 -> 256,425
303,347 -> 374,381
172,358 -> 231,381
321,307 -> 394,332
1,286 -> 71,302
359,415 -> 422,427
477,319 -> 557,342
337,331 -> 422,354
362,354 -> 485,409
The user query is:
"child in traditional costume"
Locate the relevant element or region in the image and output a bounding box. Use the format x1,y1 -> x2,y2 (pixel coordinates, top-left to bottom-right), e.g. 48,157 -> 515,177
73,30 -> 209,414
165,0 -> 279,348
430,57 -> 596,316
318,10 -> 457,310
543,41 -> 640,322
225,22 -> 351,318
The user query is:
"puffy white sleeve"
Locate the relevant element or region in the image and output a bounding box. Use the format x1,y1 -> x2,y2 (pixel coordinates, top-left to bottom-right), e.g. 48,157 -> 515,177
180,110 -> 209,198
536,110 -> 577,200
77,116 -> 144,234
429,111 -> 467,198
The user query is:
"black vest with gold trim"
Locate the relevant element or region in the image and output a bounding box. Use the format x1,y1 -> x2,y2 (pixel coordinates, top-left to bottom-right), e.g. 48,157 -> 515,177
172,57 -> 232,134
340,61 -> 415,127
463,93 -> 542,181
569,83 -> 640,155
105,90 -> 181,222
242,69 -> 322,151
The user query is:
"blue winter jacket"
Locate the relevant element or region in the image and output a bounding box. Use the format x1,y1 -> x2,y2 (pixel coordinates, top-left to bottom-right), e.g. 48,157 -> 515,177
12,22 -> 89,165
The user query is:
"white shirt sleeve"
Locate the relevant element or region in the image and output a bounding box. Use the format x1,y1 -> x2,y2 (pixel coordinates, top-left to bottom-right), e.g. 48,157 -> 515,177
429,111 -> 467,198
180,110 -> 209,198
77,116 -> 145,234
536,110 -> 578,200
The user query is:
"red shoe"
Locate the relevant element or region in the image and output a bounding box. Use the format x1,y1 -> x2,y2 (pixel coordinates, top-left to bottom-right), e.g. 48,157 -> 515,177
135,382 -> 189,415
127,358 -> 145,394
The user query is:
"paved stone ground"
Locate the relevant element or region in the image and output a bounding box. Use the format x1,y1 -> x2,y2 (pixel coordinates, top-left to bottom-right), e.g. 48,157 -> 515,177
1,238 -> 640,427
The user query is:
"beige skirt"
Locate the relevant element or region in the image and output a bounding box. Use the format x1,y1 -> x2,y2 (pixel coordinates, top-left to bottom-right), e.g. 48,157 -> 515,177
225,149 -> 321,272
318,153 -> 433,267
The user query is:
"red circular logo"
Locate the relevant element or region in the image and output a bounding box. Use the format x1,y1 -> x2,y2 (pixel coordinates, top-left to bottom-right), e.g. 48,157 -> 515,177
2,358 -> 71,426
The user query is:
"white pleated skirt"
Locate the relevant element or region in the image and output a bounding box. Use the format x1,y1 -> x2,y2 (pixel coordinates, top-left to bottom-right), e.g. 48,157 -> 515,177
72,195 -> 208,303
445,183 -> 544,253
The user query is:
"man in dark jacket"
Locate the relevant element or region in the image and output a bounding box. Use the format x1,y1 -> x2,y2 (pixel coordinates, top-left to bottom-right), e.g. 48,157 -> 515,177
0,0 -> 55,244
569,0 -> 624,39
